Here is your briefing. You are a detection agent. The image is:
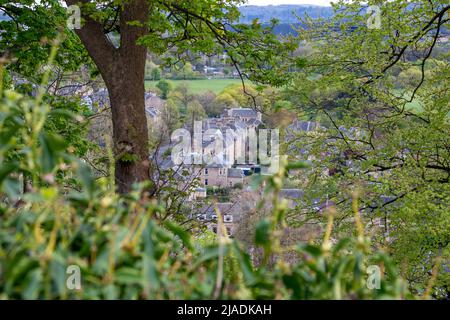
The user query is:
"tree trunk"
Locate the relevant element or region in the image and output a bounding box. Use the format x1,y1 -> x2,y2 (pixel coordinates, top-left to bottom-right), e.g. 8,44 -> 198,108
106,55 -> 149,194
67,0 -> 150,194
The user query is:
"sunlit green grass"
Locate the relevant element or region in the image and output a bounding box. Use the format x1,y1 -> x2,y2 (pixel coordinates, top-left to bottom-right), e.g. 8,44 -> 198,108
145,79 -> 244,94
390,89 -> 424,112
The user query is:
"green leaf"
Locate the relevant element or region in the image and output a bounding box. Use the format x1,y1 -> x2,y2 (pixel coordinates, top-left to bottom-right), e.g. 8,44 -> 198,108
232,242 -> 257,286
142,221 -> 160,293
332,238 -> 352,254
3,177 -> 21,200
164,220 -> 193,251
76,162 -> 95,197
39,132 -> 67,173
0,162 -> 18,184
115,267 -> 141,285
297,243 -> 323,258
286,161 -> 310,170
50,255 -> 67,297
254,219 -> 271,248
23,269 -> 43,299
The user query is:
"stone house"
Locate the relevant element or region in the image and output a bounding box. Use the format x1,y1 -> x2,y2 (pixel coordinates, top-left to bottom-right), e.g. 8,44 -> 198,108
199,164 -> 244,188
223,108 -> 263,123
195,203 -> 240,237
144,92 -> 165,127
189,187 -> 207,201
227,168 -> 245,188
200,164 -> 229,188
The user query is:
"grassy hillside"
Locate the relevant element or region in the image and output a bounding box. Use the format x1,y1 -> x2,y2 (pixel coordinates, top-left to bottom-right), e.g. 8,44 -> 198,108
145,79 -> 244,94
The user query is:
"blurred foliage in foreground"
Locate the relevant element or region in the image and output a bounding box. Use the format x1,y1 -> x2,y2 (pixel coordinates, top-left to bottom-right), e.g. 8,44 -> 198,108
0,88 -> 415,300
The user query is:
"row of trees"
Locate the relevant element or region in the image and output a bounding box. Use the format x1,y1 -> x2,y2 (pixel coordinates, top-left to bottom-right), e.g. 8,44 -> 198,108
146,61 -> 204,81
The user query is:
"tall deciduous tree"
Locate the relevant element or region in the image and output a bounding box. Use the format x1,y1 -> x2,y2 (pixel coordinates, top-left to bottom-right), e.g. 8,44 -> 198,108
284,0 -> 449,297
65,0 -> 150,193
2,0 -> 294,193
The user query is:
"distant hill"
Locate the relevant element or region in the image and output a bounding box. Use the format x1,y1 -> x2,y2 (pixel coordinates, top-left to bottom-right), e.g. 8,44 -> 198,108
238,5 -> 334,35
238,5 -> 334,24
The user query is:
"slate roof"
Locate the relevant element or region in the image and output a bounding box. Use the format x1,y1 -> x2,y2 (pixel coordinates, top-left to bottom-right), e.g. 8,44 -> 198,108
288,121 -> 320,132
145,106 -> 160,119
145,94 -> 165,110
227,168 -> 244,178
230,108 -> 259,118
82,89 -> 109,110
246,118 -> 262,127
279,189 -> 304,199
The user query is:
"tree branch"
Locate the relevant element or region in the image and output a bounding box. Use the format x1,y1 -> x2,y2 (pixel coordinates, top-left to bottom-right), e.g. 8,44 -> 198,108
65,0 -> 117,81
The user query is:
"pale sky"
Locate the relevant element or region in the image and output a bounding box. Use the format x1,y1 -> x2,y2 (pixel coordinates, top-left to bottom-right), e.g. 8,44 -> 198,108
245,0 -> 332,6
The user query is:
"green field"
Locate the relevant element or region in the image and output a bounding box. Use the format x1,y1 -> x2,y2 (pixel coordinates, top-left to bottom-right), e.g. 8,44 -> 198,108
390,89 -> 424,112
145,79 -> 243,94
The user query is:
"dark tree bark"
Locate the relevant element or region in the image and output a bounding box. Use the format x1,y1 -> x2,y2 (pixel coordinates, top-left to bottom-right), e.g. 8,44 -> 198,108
67,0 -> 150,193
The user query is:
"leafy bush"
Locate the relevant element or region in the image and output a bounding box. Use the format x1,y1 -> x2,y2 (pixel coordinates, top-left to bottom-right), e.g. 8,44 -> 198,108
0,88 -> 413,299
